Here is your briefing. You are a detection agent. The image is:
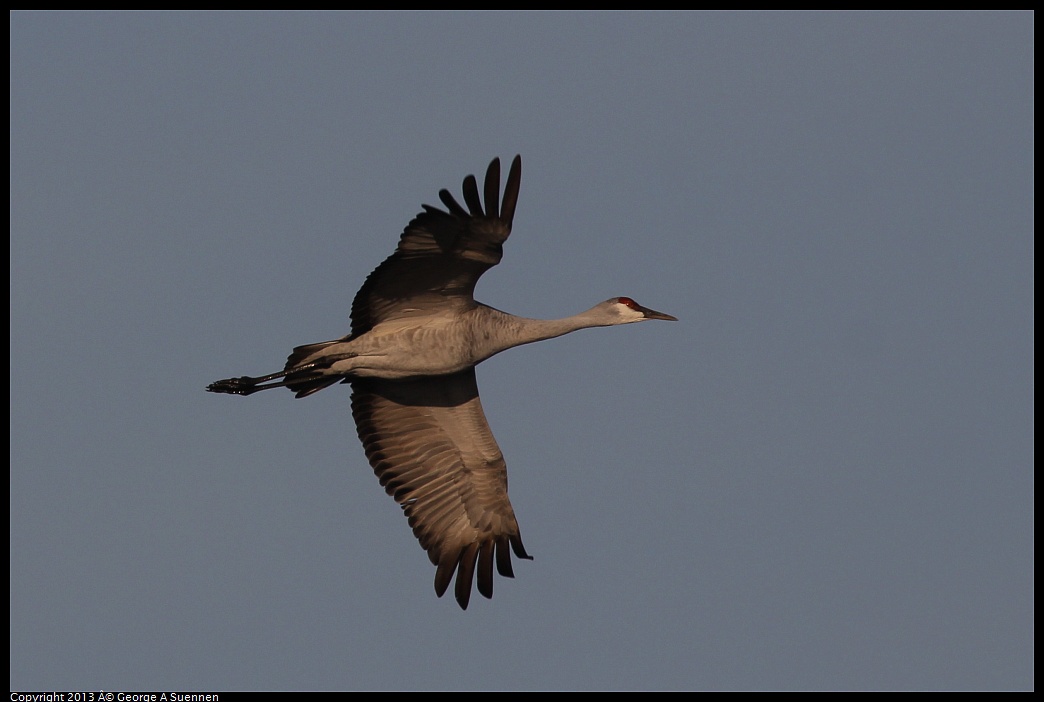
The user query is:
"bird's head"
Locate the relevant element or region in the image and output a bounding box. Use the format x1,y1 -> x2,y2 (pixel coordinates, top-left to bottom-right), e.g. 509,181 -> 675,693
593,296 -> 678,325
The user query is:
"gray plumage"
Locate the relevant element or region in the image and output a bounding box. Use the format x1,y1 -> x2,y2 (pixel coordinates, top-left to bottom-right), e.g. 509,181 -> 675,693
207,156 -> 676,608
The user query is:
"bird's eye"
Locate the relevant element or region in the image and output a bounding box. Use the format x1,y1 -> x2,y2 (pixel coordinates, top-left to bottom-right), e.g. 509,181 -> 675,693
616,296 -> 639,309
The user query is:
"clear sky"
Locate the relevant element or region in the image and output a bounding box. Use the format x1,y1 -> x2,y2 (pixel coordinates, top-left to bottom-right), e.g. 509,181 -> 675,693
10,11 -> 1033,691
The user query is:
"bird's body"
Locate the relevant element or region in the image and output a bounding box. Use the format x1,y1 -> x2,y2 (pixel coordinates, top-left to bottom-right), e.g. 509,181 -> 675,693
274,302 -> 657,380
208,156 -> 675,608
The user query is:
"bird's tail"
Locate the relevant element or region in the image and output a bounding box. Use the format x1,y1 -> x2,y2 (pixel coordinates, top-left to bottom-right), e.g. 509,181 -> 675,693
206,339 -> 349,398
282,340 -> 347,398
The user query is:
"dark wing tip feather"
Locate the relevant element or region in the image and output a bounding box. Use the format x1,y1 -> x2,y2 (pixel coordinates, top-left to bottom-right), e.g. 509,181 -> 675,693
477,541 -> 495,600
432,537 -> 522,609
461,174 -> 483,216
483,157 -> 501,222
426,155 -> 519,228
434,555 -> 455,599
495,536 -> 515,578
499,155 -> 522,228
454,543 -> 481,610
437,189 -> 469,218
511,534 -> 533,561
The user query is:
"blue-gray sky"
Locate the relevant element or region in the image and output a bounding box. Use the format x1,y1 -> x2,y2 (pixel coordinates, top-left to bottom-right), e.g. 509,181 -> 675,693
10,11 -> 1033,691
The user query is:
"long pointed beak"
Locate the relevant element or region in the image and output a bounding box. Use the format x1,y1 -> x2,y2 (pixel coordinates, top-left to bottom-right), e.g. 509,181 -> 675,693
639,305 -> 678,322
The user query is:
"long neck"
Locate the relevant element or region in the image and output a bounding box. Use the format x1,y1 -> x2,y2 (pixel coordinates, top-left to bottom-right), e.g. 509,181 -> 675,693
469,304 -> 610,361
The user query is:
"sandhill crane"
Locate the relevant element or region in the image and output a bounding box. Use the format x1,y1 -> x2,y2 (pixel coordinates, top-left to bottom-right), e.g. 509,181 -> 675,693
207,156 -> 676,609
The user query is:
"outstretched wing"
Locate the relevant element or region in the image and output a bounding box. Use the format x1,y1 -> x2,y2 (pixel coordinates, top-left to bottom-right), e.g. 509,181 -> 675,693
350,155 -> 522,336
351,370 -> 531,609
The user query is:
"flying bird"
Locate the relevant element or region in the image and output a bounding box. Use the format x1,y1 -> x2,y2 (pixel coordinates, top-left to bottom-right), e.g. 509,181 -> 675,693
207,156 -> 676,608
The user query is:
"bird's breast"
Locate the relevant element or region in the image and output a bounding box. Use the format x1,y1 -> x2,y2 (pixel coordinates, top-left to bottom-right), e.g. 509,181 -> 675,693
339,319 -> 481,379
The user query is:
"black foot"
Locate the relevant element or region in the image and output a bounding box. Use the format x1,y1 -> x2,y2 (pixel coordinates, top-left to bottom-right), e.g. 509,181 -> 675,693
206,376 -> 260,395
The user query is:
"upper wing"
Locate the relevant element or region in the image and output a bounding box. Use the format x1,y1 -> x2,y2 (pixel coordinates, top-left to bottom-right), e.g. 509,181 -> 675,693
350,369 -> 531,609
350,155 -> 522,336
